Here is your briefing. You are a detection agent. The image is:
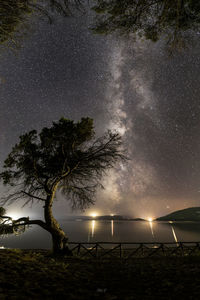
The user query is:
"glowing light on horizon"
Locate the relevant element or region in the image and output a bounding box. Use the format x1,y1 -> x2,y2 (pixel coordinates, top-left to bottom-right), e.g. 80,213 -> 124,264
6,211 -> 24,221
90,212 -> 98,218
148,217 -> 153,222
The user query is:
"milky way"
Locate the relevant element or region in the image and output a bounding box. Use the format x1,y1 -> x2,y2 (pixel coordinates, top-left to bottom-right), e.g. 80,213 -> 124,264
101,38 -> 200,218
0,11 -> 200,219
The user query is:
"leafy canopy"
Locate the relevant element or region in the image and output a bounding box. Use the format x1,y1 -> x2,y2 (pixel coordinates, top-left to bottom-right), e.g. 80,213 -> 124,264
1,1 -> 199,51
0,0 -> 83,48
0,117 -> 125,209
92,0 -> 200,49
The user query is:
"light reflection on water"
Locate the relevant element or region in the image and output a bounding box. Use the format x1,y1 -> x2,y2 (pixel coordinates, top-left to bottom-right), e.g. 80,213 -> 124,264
169,221 -> 178,244
88,220 -> 96,241
1,220 -> 200,249
148,220 -> 154,239
91,220 -> 95,238
111,220 -> 114,237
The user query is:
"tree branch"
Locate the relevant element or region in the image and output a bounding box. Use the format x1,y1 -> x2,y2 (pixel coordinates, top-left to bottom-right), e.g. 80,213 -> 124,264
22,191 -> 46,202
12,217 -> 47,230
0,215 -> 13,224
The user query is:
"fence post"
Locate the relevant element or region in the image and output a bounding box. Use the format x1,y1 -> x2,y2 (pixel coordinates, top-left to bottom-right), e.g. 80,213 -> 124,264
73,241 -> 199,258
78,243 -> 81,255
179,242 -> 183,256
161,243 -> 165,255
141,243 -> 144,256
96,243 -> 98,258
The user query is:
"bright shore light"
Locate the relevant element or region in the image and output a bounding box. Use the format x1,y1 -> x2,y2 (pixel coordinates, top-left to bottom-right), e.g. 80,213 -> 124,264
6,211 -> 24,220
90,212 -> 98,218
148,217 -> 153,222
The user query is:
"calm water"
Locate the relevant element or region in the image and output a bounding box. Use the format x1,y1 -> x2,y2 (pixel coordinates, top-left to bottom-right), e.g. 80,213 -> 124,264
1,220 -> 200,249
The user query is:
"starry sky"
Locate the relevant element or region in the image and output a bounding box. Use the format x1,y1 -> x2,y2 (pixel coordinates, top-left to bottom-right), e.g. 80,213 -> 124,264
0,9 -> 200,220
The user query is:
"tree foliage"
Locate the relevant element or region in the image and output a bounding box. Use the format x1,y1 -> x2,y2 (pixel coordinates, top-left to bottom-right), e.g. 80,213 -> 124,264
1,1 -> 199,50
0,0 -> 83,48
92,0 -> 200,49
0,117 -> 126,253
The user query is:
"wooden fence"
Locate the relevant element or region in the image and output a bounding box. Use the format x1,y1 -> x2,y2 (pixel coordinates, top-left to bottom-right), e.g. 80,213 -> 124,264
68,242 -> 200,258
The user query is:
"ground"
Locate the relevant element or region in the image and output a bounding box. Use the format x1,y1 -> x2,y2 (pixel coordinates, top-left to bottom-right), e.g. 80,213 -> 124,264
0,249 -> 200,299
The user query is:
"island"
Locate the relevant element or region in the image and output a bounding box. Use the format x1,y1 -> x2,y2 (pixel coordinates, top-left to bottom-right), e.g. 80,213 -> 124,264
156,207 -> 200,221
60,215 -> 146,221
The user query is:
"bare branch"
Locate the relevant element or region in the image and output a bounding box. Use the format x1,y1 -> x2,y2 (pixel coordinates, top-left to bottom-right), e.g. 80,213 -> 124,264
12,217 -> 47,230
22,191 -> 46,202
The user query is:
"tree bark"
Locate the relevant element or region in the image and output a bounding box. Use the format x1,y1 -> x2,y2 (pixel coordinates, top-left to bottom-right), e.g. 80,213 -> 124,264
51,230 -> 72,255
10,184 -> 73,255
44,186 -> 72,255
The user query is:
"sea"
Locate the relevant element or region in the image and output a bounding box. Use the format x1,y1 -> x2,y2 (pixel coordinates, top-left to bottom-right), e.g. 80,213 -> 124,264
1,219 -> 200,249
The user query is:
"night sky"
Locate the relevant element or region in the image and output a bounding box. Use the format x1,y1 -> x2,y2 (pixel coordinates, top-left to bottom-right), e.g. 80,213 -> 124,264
0,10 -> 200,220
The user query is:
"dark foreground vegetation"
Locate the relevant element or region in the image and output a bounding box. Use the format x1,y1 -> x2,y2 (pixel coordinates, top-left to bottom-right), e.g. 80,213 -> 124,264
1,249 -> 200,299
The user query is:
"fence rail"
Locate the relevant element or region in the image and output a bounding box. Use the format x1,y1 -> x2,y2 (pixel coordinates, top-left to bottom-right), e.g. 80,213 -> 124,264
68,242 -> 200,258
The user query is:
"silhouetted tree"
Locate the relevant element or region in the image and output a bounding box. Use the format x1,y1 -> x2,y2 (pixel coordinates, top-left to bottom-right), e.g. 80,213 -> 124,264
92,0 -> 200,49
0,117 -> 126,254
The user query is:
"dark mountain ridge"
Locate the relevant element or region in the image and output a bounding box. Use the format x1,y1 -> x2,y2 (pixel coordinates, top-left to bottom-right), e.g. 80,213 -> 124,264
157,207 -> 200,221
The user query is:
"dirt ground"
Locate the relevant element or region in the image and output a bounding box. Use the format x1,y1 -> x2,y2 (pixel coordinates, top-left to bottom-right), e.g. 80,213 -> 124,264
0,249 -> 200,299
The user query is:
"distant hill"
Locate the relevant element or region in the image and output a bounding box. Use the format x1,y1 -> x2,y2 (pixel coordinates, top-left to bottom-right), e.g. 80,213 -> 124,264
157,207 -> 200,221
59,215 -> 146,221
96,216 -> 145,221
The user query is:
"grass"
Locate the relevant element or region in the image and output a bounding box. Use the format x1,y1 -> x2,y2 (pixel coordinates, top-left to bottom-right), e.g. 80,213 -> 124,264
1,249 -> 200,299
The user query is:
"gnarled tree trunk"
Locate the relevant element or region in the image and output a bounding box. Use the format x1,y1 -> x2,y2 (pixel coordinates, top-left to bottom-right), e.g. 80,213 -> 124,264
44,191 -> 72,255
51,229 -> 70,255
